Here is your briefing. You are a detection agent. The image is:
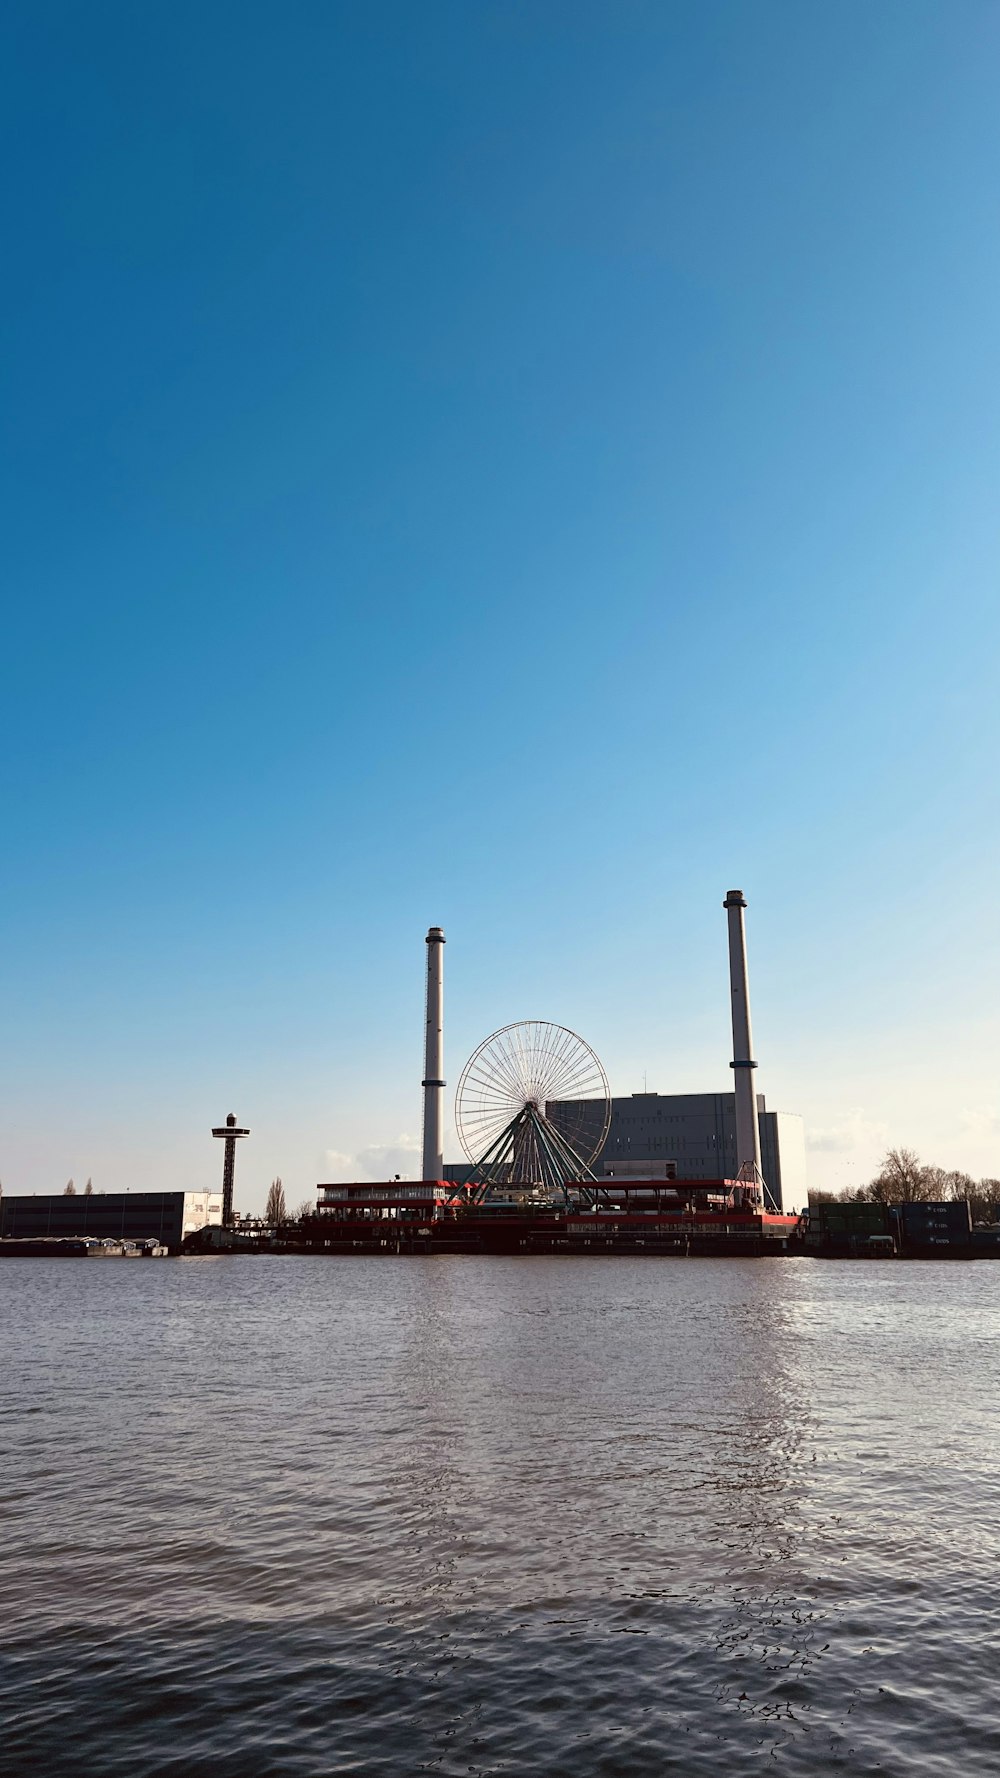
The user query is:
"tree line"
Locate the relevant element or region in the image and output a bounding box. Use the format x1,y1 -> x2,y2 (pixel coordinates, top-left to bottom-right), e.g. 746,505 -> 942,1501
820,1147 -> 1000,1224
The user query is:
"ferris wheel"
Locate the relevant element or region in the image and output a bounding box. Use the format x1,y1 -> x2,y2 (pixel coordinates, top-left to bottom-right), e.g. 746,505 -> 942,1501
454,1020 -> 611,1196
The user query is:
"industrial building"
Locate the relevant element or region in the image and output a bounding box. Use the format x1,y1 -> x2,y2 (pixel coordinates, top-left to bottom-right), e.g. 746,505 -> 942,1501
0,1190 -> 222,1251
552,1091 -> 807,1212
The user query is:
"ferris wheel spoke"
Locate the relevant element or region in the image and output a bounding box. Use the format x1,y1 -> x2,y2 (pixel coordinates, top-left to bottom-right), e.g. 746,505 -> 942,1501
545,1047 -> 597,1096
545,1049 -> 590,1091
484,1029 -> 521,1088
469,1056 -> 523,1105
506,1026 -> 534,1094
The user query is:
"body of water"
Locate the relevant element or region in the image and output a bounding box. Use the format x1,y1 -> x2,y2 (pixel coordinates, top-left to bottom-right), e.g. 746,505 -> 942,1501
2,1254 -> 998,1775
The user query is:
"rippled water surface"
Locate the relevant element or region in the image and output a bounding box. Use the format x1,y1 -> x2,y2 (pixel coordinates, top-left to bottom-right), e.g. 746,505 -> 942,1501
2,1255 -> 999,1776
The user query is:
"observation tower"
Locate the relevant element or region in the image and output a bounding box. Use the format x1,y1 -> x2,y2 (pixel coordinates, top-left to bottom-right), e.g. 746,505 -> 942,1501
212,1112 -> 250,1227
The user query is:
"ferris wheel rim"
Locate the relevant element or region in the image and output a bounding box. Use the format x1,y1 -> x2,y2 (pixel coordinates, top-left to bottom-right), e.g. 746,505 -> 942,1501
454,1018 -> 612,1170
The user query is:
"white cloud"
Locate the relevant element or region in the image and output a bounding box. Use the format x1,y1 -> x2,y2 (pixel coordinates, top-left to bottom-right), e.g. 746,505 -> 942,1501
319,1149 -> 355,1177
958,1106 -> 1000,1142
320,1134 -> 421,1182
806,1108 -> 889,1154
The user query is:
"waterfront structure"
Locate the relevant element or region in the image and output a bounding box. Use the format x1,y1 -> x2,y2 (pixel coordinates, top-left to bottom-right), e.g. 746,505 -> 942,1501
212,1112 -> 250,1226
0,1190 -> 221,1250
421,928 -> 446,1181
318,888 -> 806,1243
312,1175 -> 800,1255
317,1180 -> 452,1222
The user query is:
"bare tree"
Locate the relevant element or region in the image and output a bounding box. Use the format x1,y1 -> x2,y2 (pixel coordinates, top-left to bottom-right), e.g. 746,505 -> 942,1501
84,1178 -> 93,1196
295,1199 -> 314,1222
858,1148 -> 929,1204
930,1168 -> 976,1201
265,1178 -> 287,1225
849,1150 -> 996,1211
966,1177 -> 1000,1225
64,1178 -> 76,1196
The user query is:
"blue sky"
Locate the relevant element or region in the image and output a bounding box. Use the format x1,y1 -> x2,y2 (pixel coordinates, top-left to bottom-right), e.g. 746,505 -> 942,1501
3,1 -> 999,1208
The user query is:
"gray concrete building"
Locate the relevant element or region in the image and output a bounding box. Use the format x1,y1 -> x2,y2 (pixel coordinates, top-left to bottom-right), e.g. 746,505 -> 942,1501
549,1091 -> 807,1212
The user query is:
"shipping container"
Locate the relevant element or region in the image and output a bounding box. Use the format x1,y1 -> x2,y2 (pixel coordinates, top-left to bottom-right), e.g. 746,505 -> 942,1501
900,1200 -> 971,1233
818,1202 -> 890,1233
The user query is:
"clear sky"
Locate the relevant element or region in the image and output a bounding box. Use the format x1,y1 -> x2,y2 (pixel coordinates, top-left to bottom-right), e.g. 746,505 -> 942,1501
3,1 -> 999,1210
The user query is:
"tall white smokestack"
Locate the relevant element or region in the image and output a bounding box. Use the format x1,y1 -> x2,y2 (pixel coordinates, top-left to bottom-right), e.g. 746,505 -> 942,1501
723,890 -> 762,1184
421,927 -> 445,1181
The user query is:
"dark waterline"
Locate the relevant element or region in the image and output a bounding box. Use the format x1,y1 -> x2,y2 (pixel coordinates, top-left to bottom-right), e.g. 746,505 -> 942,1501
2,1255 -> 998,1775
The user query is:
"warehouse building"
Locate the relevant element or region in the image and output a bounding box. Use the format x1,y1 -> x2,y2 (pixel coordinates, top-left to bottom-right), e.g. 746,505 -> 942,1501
0,1190 -> 221,1251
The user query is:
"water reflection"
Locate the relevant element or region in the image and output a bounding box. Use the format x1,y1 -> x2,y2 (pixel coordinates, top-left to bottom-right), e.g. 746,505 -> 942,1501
340,1257 -> 834,1763
2,1256 -> 1000,1775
